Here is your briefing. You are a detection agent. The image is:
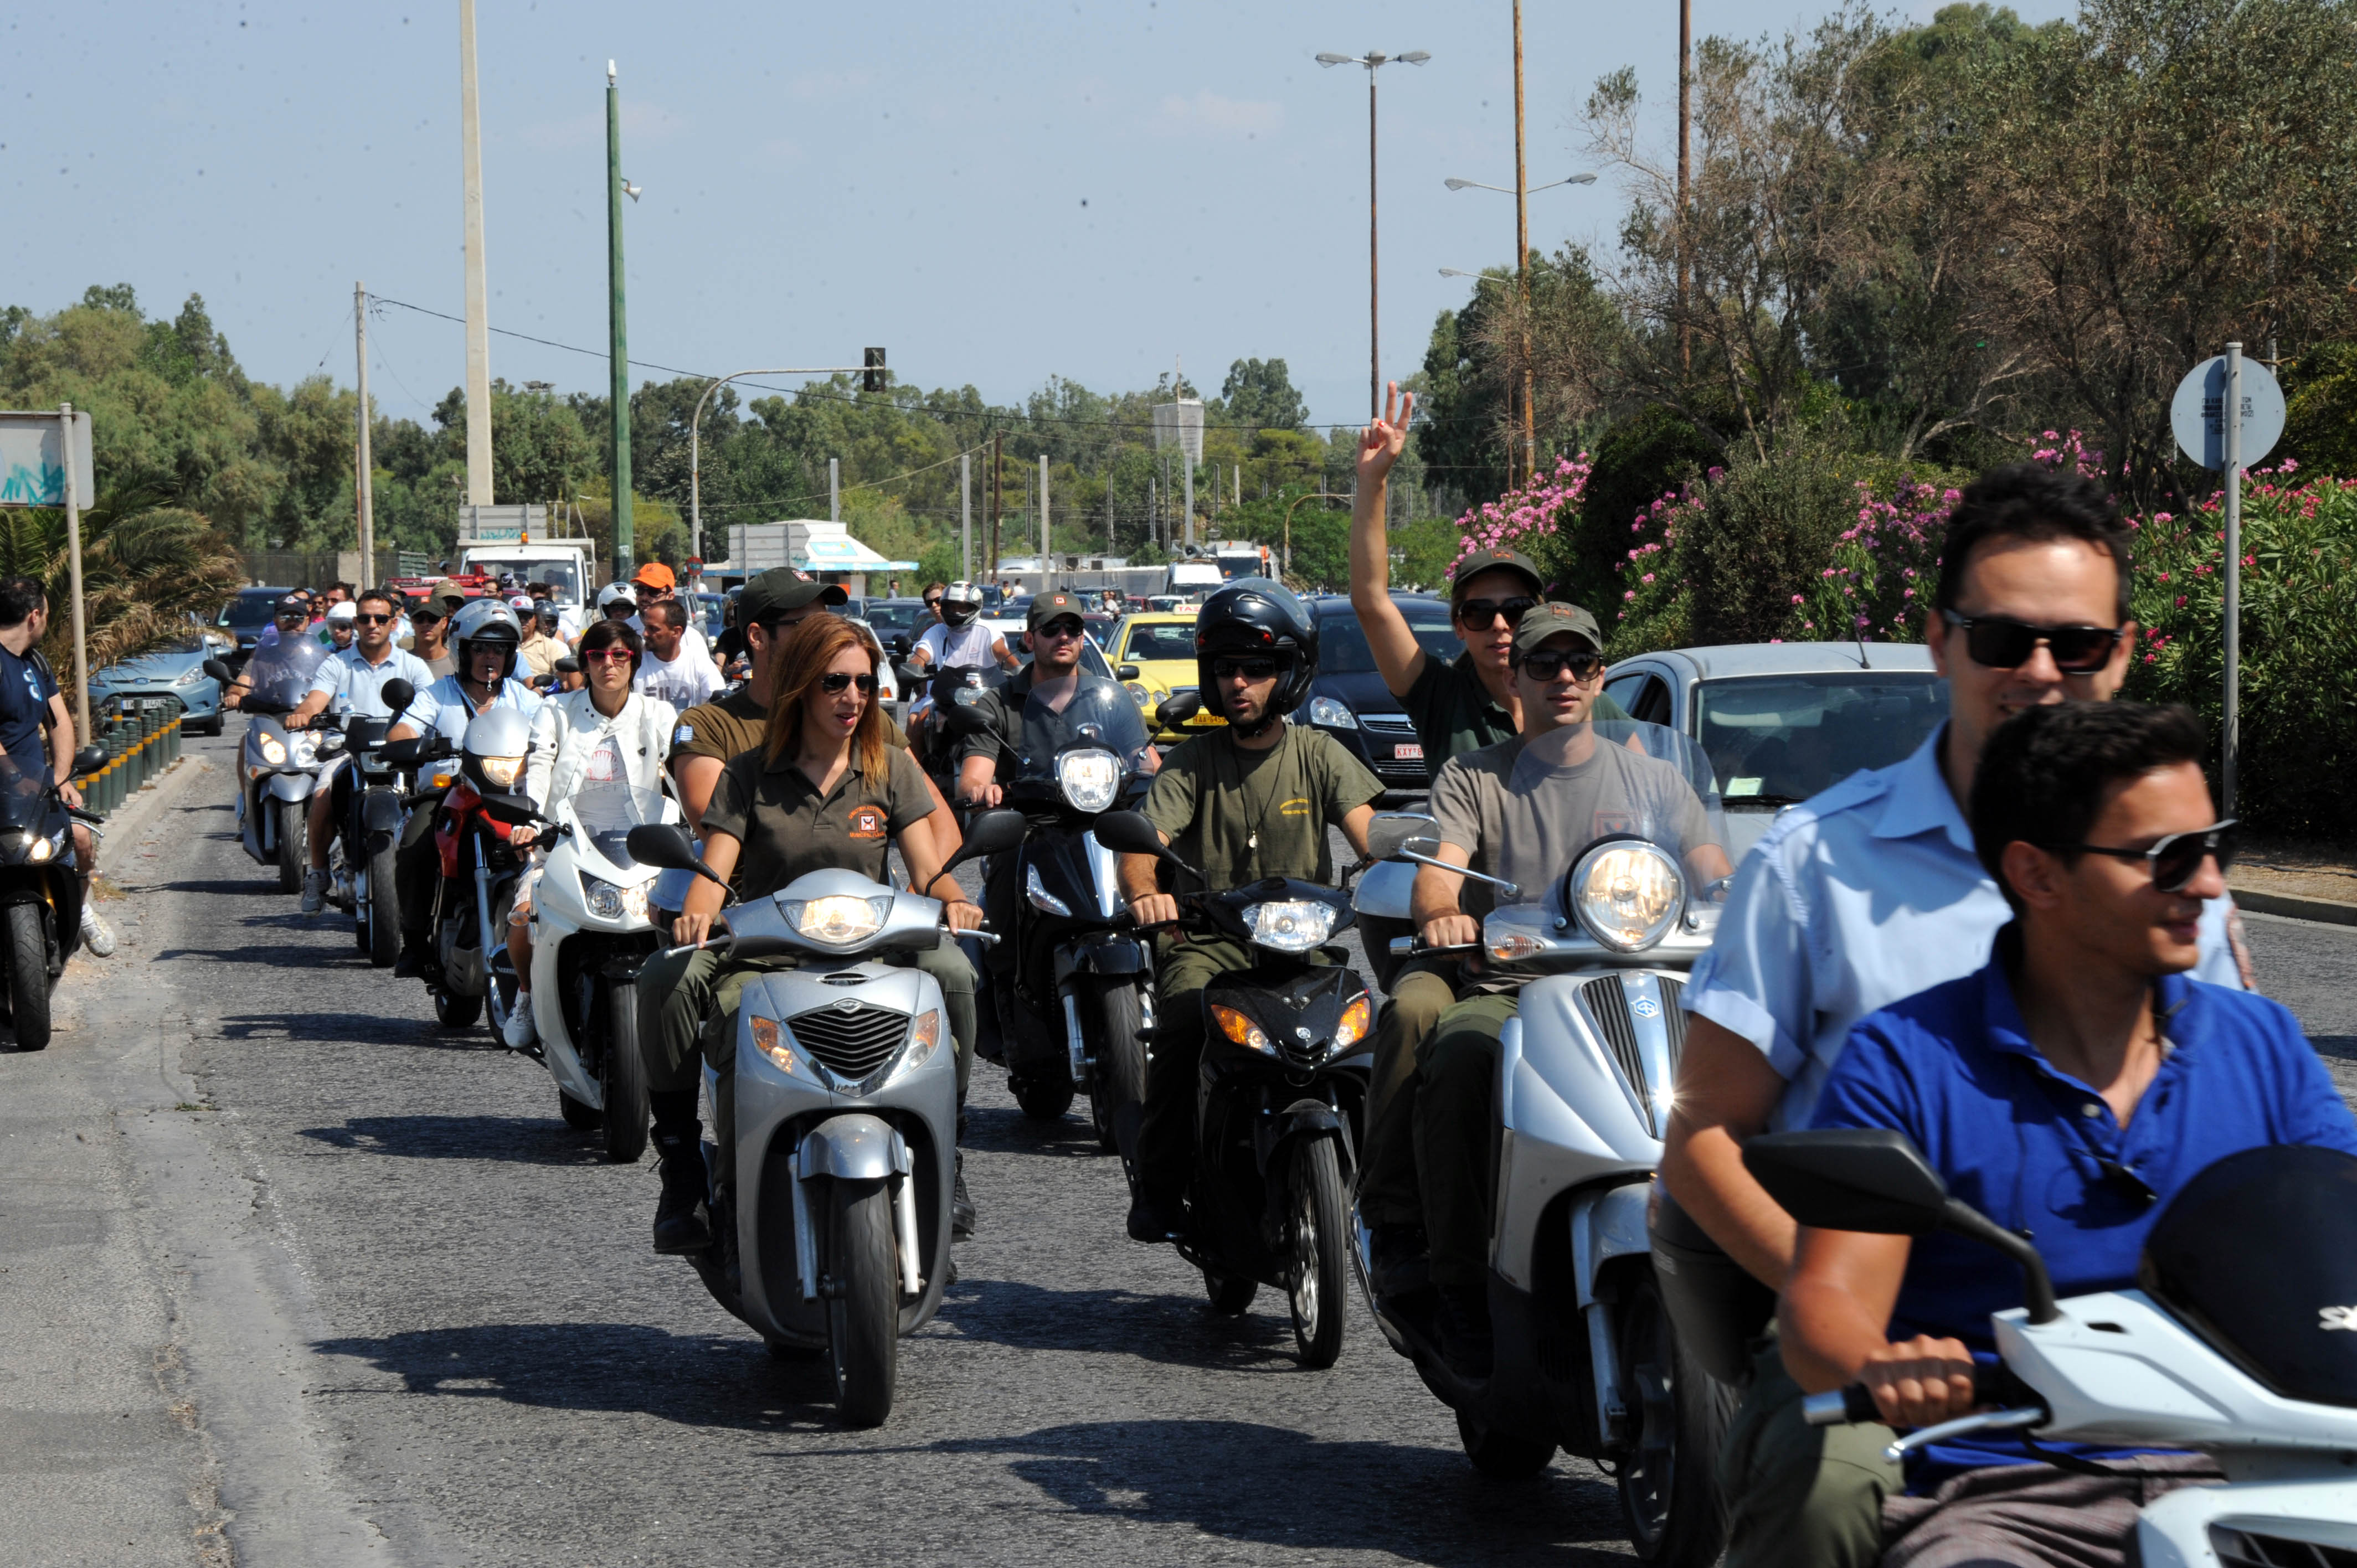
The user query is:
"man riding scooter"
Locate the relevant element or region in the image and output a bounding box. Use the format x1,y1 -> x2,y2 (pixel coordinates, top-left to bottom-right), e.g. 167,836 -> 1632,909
284,587 -> 436,914
1399,603 -> 1731,1374
387,599 -> 547,979
1661,463 -> 2253,1568
1779,699 -> 2355,1568
903,581 -> 1018,768
1115,580 -> 1383,1244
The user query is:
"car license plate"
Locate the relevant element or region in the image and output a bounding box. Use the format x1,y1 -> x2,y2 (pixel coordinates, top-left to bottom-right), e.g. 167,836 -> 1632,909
1393,742 -> 1423,760
1187,711 -> 1222,725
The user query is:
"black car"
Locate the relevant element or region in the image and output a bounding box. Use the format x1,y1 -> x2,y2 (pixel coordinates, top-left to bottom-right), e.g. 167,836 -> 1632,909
215,586 -> 297,675
1290,593 -> 1459,794
858,597 -> 934,660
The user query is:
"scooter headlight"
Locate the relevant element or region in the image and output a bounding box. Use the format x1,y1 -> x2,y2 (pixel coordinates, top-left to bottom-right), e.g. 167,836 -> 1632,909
476,754 -> 526,789
785,894 -> 891,946
1243,899 -> 1335,953
258,735 -> 288,766
1211,1004 -> 1274,1055
1571,839 -> 1685,953
1056,749 -> 1121,813
27,834 -> 53,864
580,874 -> 648,924
288,734 -> 319,766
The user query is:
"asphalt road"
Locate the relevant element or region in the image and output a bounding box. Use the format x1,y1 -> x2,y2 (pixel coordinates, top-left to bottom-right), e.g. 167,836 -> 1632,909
9,731 -> 2357,1568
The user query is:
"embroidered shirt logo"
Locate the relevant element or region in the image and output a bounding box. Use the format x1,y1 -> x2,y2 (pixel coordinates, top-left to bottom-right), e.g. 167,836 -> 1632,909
1277,796 -> 1312,817
847,805 -> 887,839
2319,1306 -> 2357,1332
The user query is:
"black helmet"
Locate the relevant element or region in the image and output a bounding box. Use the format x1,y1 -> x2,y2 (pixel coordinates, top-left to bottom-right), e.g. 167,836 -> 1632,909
1194,577 -> 1318,735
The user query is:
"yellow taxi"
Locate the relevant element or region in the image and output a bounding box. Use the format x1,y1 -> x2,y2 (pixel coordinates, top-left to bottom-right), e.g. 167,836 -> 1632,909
1107,611 -> 1224,742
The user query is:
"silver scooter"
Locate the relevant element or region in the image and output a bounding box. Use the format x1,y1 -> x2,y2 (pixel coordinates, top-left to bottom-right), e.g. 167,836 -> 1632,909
207,643 -> 333,893
626,811 -> 1025,1428
1354,720 -> 1738,1566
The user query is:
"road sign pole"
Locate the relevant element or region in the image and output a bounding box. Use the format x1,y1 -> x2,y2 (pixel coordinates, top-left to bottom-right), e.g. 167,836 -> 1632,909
2224,342 -> 2242,815
61,403 -> 88,745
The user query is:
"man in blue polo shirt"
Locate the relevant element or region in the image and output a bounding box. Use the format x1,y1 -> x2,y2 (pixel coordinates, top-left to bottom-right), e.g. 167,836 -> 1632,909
284,587 -> 436,914
1662,463 -> 2253,1568
1776,700 -> 2356,1566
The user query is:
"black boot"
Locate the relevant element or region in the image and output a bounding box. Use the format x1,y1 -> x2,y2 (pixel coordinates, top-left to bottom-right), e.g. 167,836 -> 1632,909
652,1136 -> 712,1254
1366,1223 -> 1431,1298
1436,1283 -> 1494,1379
392,936 -> 427,979
1126,1189 -> 1187,1244
952,1152 -> 976,1240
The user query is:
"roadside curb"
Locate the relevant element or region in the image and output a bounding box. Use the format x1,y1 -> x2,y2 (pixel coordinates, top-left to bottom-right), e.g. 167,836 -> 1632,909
97,751 -> 210,862
2234,885 -> 2357,927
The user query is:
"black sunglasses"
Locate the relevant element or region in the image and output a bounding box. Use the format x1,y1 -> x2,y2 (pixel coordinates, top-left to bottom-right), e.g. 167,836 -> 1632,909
1519,647 -> 1607,682
1035,618 -> 1086,640
410,608 -> 443,624
1941,609 -> 2123,674
1211,655 -> 1278,682
923,597 -> 943,609
1455,595 -> 1538,630
819,672 -> 879,695
353,612 -> 395,626
2045,819 -> 2240,894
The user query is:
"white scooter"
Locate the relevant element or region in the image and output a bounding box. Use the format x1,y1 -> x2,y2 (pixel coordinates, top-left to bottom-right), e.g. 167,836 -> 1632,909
1353,720 -> 1740,1567
1752,1128 -> 2357,1568
480,779 -> 679,1162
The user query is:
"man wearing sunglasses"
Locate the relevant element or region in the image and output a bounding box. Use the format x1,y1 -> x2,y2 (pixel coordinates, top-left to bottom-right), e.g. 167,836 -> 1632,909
284,589 -> 437,912
1776,700 -> 2351,1568
1117,580 -> 1385,1244
1663,463 -> 2251,1568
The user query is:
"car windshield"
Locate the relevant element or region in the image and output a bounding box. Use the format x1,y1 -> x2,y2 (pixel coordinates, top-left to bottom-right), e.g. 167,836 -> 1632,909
865,601 -> 923,634
1124,623 -> 1196,662
219,595 -> 282,630
1319,607 -> 1455,674
492,559 -> 582,602
1013,675 -> 1154,781
1696,673 -> 1947,806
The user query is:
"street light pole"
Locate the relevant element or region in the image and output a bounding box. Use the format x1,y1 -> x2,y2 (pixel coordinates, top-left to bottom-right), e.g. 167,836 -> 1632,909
1318,49 -> 1430,420
606,60 -> 633,577
1282,491 -> 1347,579
1513,0 -> 1535,486
687,365 -> 867,561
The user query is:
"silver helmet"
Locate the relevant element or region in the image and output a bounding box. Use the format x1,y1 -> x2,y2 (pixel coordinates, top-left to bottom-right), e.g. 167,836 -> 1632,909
449,598 -> 524,684
940,580 -> 982,628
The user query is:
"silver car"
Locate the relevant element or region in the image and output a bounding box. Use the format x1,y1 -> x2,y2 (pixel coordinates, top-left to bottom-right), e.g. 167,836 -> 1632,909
1602,642 -> 1947,862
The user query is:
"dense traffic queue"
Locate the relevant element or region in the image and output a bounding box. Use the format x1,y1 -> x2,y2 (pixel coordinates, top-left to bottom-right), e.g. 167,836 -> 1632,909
189,383 -> 2357,1568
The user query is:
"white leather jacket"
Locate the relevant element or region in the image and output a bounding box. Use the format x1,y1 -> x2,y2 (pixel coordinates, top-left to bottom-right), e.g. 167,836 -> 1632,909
524,687 -> 678,812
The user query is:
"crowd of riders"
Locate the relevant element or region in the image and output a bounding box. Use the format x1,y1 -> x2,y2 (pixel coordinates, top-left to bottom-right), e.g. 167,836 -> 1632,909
182,375 -> 2357,1568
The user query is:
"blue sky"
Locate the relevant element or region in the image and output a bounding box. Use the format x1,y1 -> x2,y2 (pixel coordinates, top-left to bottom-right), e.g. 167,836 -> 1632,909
7,1 -> 2072,431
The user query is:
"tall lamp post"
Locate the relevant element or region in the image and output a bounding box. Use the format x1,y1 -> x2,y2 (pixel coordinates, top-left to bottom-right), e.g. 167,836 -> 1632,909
1282,491 -> 1348,579
1316,48 -> 1430,420
606,60 -> 641,577
1444,171 -> 1596,483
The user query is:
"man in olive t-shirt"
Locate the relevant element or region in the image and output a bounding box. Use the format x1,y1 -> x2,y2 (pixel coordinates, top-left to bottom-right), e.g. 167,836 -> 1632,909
1118,654 -> 1382,1242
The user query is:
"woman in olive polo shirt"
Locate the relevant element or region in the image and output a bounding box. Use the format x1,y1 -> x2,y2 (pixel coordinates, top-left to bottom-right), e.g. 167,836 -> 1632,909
637,613 -> 984,1256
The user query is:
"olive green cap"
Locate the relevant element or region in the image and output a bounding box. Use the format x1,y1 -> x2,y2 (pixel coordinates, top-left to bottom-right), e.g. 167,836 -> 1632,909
1512,600 -> 1602,659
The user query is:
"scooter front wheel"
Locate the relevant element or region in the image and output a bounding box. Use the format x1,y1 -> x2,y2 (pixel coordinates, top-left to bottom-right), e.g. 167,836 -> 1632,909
275,798 -> 307,894
1084,979 -> 1146,1153
1616,1267 -> 1737,1566
1286,1136 -> 1349,1368
826,1179 -> 900,1428
1456,1409 -> 1555,1479
433,987 -> 482,1029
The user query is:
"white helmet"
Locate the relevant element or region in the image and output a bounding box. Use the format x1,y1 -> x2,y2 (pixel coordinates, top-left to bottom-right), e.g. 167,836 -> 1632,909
596,582 -> 637,613
460,706 -> 536,796
940,580 -> 981,628
448,597 -> 523,683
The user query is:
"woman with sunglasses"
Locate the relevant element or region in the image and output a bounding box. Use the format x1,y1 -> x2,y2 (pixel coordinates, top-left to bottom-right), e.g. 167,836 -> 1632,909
635,613 -> 983,1256
498,619 -> 681,1051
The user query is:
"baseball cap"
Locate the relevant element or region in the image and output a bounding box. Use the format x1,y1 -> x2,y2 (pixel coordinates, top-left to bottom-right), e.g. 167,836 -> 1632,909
737,568 -> 847,626
1512,601 -> 1603,660
326,601 -> 358,623
632,561 -> 676,591
1450,547 -> 1545,599
274,593 -> 308,617
1027,591 -> 1084,629
425,578 -> 471,613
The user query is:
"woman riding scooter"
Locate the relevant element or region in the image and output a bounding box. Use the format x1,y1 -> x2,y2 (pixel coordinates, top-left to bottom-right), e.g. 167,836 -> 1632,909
637,612 -> 985,1257
500,618 -> 680,1052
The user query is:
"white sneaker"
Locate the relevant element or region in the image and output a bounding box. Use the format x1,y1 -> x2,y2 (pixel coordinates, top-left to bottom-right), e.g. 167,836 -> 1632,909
301,866 -> 330,914
502,996 -> 538,1051
79,902 -> 116,957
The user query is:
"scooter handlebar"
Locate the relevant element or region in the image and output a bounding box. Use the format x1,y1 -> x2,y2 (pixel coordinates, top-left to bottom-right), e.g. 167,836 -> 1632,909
1390,935 -> 1479,956
1802,1365 -> 2032,1428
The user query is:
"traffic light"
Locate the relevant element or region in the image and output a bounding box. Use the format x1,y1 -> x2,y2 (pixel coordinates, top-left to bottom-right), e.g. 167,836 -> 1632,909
863,347 -> 887,394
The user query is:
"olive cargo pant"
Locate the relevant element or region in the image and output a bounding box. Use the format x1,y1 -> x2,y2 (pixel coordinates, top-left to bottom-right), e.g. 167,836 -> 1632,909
1357,956 -> 1459,1229
1408,991 -> 1521,1290
637,937 -> 977,1187
1720,1332 -> 1901,1568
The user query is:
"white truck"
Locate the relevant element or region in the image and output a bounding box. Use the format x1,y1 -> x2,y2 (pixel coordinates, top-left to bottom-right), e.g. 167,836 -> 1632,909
1165,560 -> 1223,600
454,506 -> 595,627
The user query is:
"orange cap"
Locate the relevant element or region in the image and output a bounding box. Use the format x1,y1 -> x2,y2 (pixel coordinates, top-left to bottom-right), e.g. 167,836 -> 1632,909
632,561 -> 676,590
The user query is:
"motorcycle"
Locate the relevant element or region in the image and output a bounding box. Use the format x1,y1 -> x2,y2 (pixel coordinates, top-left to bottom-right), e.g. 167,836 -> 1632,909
0,746 -> 108,1051
478,779 -> 679,1162
945,676 -> 1155,1144
207,642 -> 332,893
624,811 -> 1025,1427
1352,719 -> 1737,1566
383,707 -> 532,1031
1754,1128 -> 2357,1568
1092,806 -> 1375,1370
312,678 -> 419,968
902,661 -> 1007,792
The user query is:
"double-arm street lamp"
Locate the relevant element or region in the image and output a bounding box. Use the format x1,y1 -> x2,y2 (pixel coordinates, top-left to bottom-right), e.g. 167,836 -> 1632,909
1316,48 -> 1430,420
1444,167 -> 1598,485
688,365 -> 867,560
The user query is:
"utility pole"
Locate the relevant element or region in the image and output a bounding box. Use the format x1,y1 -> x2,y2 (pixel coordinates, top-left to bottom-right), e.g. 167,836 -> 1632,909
2224,341 -> 2244,814
1149,477 -> 1157,554
960,452 -> 972,582
1677,0 -> 1692,375
987,431 -> 1002,583
61,403 -> 88,742
1514,0 -> 1537,486
1368,68 -> 1381,420
830,457 -> 841,523
459,0 -> 493,507
1039,453 -> 1051,592
354,282 -> 375,589
605,60 -> 633,576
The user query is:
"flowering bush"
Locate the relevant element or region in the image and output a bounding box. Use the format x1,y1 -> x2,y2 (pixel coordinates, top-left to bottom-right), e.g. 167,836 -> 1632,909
1447,454 -> 1594,580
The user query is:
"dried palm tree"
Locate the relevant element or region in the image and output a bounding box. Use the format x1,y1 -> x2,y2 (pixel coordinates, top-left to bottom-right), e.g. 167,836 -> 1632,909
0,489 -> 249,676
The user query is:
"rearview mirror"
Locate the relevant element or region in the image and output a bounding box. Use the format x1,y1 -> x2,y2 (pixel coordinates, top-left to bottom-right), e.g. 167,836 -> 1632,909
1155,691 -> 1202,730
554,657 -> 580,675
624,822 -> 728,888
202,658 -> 233,684
1091,809 -> 1166,858
379,678 -> 415,718
951,808 -> 1027,866
71,745 -> 106,776
1366,811 -> 1439,863
380,737 -> 428,767
1742,1129 -> 1951,1235
478,792 -> 542,828
944,702 -> 992,737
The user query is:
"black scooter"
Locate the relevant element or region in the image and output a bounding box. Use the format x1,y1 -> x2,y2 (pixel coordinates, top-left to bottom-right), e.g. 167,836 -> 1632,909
1094,808 -> 1374,1369
0,744 -> 107,1050
318,678 -> 418,967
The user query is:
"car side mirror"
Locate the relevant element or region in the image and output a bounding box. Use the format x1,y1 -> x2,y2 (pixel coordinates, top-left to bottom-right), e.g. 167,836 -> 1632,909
1155,690 -> 1202,730
1742,1129 -> 1951,1235
1366,811 -> 1440,863
203,658 -> 234,684
71,745 -> 106,775
1116,663 -> 1140,681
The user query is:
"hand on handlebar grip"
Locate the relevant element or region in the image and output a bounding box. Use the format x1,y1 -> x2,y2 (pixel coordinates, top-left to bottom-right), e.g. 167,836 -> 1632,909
1126,891 -> 1180,930
943,898 -> 985,933
1420,912 -> 1480,952
1856,1335 -> 1980,1429
671,910 -> 721,948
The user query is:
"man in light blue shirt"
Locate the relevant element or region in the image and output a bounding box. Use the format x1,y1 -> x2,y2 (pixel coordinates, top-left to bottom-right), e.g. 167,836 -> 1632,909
1660,463 -> 2251,1568
284,587 -> 438,913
